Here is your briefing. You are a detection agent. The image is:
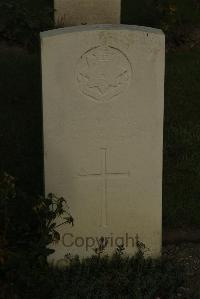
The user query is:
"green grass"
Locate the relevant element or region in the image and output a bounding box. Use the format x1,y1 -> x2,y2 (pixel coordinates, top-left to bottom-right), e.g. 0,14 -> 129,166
0,47 -> 200,229
3,251 -> 185,299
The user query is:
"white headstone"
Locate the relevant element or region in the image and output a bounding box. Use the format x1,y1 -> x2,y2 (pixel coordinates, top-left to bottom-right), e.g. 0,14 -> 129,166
54,0 -> 121,26
41,25 -> 165,261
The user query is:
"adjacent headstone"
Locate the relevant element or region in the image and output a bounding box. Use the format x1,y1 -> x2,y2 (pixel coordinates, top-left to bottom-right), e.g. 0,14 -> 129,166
41,25 -> 165,262
54,0 -> 121,26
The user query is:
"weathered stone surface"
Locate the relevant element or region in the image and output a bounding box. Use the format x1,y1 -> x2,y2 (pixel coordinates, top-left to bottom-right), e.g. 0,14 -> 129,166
54,0 -> 121,26
41,25 -> 165,262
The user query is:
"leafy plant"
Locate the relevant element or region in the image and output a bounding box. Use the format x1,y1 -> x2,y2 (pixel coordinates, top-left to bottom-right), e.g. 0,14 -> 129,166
0,172 -> 73,297
0,172 -> 73,265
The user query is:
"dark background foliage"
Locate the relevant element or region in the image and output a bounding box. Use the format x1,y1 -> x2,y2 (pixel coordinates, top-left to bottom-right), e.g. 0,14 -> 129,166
0,0 -> 54,49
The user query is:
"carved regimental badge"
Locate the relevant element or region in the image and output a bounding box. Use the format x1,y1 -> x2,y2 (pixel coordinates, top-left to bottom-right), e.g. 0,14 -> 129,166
76,46 -> 132,101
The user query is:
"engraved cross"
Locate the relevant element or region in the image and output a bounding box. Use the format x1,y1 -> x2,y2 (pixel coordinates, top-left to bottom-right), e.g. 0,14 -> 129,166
78,148 -> 130,227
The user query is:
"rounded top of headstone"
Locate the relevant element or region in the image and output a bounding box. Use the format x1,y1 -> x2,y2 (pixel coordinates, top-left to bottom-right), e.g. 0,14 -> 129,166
40,24 -> 164,39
